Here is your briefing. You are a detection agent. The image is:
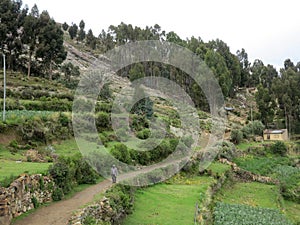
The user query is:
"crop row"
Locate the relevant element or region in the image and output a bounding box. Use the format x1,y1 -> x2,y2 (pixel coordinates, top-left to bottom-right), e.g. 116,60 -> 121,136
213,202 -> 293,225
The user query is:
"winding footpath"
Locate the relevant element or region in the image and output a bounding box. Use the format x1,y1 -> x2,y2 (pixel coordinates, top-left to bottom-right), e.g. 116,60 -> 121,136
12,157 -> 187,225
12,180 -> 112,225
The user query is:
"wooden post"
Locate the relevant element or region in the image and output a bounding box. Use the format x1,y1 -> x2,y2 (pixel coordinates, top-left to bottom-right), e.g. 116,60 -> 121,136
3,53 -> 6,122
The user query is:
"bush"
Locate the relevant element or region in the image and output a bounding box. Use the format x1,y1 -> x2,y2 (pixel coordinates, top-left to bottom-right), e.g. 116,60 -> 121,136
0,174 -> 19,187
242,120 -> 265,139
130,114 -> 149,132
110,143 -> 131,164
95,112 -> 111,131
105,184 -> 135,221
216,141 -> 237,160
230,129 -> 243,144
270,141 -> 288,156
52,187 -> 64,201
75,158 -> 98,184
136,128 -> 150,139
49,160 -> 72,194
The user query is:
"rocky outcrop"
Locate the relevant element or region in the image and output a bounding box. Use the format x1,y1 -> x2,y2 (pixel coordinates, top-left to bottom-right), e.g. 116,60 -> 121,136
25,150 -> 45,162
0,174 -> 54,225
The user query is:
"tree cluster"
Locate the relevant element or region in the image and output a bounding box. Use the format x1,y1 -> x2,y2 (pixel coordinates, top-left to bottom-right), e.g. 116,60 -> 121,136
0,0 -> 66,78
255,59 -> 300,133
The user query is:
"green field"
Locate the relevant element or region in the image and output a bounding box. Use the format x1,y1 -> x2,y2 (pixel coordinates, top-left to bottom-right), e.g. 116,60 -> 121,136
215,182 -> 281,208
284,200 -> 300,223
51,138 -> 80,157
0,160 -> 52,185
207,162 -> 231,175
123,176 -> 213,225
214,181 -> 300,223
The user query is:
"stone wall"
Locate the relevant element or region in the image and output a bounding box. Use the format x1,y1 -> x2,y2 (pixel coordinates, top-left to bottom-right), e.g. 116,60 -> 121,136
0,174 -> 54,225
68,197 -> 114,225
218,158 -> 279,184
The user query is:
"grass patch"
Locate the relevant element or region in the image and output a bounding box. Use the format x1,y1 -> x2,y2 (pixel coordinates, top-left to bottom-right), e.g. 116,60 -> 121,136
51,138 -> 80,157
207,162 -> 231,176
0,160 -> 52,185
0,145 -> 26,161
284,200 -> 300,223
123,176 -> 213,225
214,182 -> 281,209
236,141 -> 262,151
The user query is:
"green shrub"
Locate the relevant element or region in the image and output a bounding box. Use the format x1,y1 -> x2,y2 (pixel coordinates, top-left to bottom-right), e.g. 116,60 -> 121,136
49,160 -> 72,194
0,174 -> 19,187
9,140 -> 19,149
216,141 -> 237,160
230,129 -> 243,144
273,165 -> 300,203
99,83 -> 112,101
83,215 -> 97,225
136,128 -> 150,139
242,120 -> 265,139
52,187 -> 64,201
130,114 -> 149,132
110,143 -> 131,164
31,196 -> 40,208
9,140 -> 19,153
95,112 -> 111,130
105,184 -> 135,219
26,156 -> 32,162
39,177 -> 45,191
270,141 -> 288,156
99,133 -> 109,146
75,158 -> 98,184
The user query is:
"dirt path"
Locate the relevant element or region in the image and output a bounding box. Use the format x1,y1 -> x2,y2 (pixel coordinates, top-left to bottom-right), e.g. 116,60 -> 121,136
12,158 -> 188,225
12,180 -> 112,225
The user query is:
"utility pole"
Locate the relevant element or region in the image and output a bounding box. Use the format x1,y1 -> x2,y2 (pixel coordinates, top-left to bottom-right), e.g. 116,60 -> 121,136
3,53 -> 6,122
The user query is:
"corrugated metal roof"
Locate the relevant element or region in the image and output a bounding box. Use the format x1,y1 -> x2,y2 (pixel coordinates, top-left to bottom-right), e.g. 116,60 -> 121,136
264,129 -> 285,134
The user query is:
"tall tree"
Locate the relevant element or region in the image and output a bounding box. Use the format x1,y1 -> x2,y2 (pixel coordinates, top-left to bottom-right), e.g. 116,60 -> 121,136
86,29 -> 96,49
68,23 -> 78,40
236,48 -> 251,87
77,19 -> 85,41
204,49 -> 231,97
36,11 -> 67,79
0,0 -> 27,70
23,4 -> 39,78
255,84 -> 276,127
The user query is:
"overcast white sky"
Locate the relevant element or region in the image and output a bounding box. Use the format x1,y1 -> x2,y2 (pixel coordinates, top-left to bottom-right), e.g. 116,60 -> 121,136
24,0 -> 300,69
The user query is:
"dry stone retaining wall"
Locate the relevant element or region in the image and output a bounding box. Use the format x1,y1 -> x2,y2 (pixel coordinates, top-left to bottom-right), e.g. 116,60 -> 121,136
0,174 -> 54,225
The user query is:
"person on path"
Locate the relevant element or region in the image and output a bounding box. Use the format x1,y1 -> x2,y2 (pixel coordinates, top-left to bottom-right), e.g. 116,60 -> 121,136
111,165 -> 118,183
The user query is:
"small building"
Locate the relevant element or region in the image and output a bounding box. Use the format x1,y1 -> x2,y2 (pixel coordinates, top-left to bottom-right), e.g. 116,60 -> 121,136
263,129 -> 289,141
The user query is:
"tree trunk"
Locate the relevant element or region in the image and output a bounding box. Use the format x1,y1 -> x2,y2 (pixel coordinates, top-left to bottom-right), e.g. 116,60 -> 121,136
27,52 -> 32,79
49,62 -> 53,80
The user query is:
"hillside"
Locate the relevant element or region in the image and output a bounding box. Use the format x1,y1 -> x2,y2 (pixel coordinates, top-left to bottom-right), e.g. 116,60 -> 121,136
0,2 -> 299,223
